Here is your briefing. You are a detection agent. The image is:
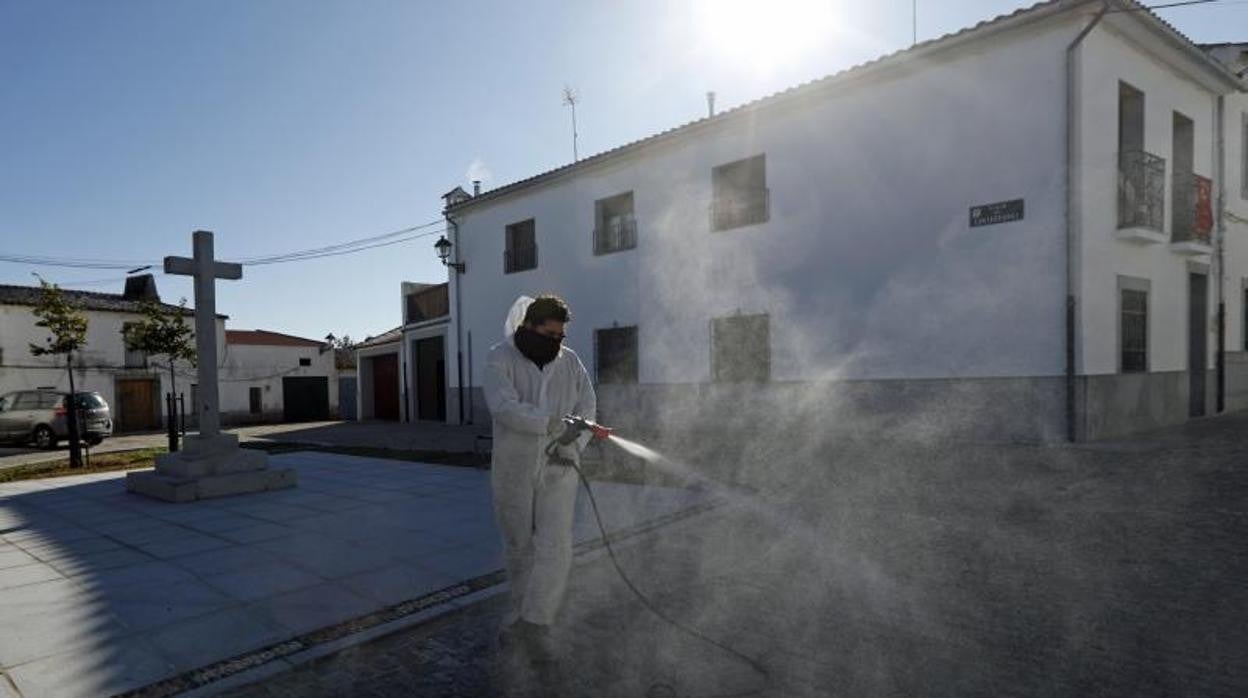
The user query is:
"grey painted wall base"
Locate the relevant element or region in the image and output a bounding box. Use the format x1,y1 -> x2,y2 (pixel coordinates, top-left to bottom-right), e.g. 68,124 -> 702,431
459,364 -> 1248,459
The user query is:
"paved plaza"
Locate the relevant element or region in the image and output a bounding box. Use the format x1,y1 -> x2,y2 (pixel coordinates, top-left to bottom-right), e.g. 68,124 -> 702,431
228,414 -> 1248,698
0,452 -> 705,697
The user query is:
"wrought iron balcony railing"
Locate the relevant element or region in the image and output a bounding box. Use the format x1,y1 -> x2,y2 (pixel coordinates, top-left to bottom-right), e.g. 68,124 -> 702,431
1171,172 -> 1213,245
711,188 -> 770,231
504,244 -> 538,274
1117,149 -> 1166,232
594,216 -> 637,255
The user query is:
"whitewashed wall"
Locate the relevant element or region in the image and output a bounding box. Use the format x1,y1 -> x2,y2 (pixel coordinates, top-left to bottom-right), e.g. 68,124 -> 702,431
219,342 -> 338,422
0,304 -> 224,416
445,15 -> 1078,401
1075,21 -> 1228,376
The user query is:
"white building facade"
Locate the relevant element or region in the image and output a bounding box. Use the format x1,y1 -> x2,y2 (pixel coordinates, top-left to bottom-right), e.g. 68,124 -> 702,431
0,276 -> 340,434
0,275 -> 225,433
354,282 -> 451,422
438,0 -> 1246,443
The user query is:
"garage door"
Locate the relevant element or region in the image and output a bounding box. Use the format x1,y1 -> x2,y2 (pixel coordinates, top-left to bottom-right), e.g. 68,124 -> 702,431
282,377 -> 330,423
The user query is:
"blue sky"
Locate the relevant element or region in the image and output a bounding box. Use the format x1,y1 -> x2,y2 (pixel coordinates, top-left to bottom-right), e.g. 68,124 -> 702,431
1,0 -> 1244,343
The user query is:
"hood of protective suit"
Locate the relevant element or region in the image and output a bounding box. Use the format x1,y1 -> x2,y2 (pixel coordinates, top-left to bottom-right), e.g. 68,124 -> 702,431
502,295 -> 535,341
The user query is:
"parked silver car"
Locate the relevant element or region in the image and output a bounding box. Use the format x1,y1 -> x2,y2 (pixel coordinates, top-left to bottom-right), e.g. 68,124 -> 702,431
0,390 -> 113,449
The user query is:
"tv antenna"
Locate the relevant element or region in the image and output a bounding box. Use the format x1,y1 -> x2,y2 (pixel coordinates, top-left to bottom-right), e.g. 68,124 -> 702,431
562,85 -> 580,162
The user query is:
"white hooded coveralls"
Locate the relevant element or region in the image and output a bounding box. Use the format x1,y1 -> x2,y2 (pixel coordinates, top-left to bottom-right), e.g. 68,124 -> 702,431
485,297 -> 596,626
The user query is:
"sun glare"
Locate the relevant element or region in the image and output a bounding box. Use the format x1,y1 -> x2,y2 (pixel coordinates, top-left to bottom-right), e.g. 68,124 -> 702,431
694,0 -> 839,74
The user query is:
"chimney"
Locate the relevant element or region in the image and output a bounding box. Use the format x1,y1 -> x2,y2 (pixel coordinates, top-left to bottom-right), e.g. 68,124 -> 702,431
472,180 -> 481,196
123,274 -> 159,302
707,91 -> 716,117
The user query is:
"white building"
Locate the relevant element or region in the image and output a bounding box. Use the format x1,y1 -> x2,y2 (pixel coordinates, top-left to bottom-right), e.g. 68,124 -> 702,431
437,0 -> 1247,443
221,330 -> 338,424
0,275 -> 224,432
0,275 -> 340,433
354,282 -> 450,422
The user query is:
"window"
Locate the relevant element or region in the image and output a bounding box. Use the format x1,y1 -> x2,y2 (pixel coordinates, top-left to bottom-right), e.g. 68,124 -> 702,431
299,357 -> 312,367
37,393 -> 61,409
1171,111 -> 1196,242
595,326 -> 638,384
594,192 -> 636,255
712,155 -> 769,231
123,323 -> 147,368
1119,277 -> 1150,373
1117,82 -> 1164,232
1118,82 -> 1144,155
504,219 -> 537,273
712,314 -> 770,383
13,392 -> 40,410
249,387 -> 262,415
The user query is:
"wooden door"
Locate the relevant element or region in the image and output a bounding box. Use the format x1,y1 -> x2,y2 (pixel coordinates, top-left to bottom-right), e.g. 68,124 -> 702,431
415,337 -> 446,422
372,354 -> 400,421
116,379 -> 159,432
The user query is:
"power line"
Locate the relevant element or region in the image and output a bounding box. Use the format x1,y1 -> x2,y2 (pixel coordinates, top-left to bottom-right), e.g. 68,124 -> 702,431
0,219 -> 446,271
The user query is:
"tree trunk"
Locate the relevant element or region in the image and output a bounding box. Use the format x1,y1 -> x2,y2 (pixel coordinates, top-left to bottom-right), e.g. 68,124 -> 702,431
66,354 -> 83,468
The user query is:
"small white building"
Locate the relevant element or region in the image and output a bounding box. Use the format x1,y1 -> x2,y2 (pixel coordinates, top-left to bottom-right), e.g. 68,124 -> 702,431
355,281 -> 451,422
436,0 -> 1247,442
0,275 -> 224,432
0,275 -> 340,433
221,330 -> 338,424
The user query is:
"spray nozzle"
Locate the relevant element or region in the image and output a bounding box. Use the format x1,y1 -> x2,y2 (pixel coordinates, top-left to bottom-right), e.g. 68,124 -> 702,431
555,415 -> 613,444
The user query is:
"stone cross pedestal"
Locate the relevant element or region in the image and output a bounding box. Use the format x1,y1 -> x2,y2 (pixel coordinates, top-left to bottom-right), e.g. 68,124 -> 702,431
127,230 -> 297,503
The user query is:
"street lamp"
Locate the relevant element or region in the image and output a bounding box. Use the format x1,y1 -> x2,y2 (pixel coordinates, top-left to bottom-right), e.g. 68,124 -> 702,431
434,235 -> 465,273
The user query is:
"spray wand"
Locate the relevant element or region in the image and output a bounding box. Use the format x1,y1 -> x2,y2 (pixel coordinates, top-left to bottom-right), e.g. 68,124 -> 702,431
545,415 -> 771,697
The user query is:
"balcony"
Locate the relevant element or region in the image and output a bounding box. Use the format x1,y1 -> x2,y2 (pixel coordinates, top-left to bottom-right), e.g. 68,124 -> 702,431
594,216 -> 637,255
1116,149 -> 1167,245
405,283 -> 449,323
504,244 -> 538,274
711,188 -> 770,231
1170,172 -> 1213,256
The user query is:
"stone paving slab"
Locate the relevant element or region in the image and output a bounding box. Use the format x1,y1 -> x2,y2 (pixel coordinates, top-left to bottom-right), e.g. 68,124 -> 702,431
0,451 -> 705,698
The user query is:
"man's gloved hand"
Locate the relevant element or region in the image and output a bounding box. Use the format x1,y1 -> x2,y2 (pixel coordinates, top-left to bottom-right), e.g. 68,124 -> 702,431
552,442 -> 579,465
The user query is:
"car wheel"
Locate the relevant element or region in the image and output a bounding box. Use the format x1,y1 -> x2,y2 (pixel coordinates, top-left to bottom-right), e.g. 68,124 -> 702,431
33,425 -> 57,450
86,436 -> 103,446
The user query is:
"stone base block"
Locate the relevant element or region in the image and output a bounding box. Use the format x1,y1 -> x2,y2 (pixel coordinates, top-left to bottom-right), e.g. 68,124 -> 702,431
126,467 -> 297,503
155,445 -> 269,479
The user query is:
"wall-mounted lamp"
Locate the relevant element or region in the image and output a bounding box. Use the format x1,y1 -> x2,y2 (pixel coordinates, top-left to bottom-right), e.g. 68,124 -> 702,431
434,235 -> 465,273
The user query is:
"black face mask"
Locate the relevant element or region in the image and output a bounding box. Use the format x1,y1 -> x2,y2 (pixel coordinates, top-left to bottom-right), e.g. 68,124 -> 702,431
514,327 -> 562,368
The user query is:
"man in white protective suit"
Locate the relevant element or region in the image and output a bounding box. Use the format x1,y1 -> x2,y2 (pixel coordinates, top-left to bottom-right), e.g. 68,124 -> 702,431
484,294 -> 596,661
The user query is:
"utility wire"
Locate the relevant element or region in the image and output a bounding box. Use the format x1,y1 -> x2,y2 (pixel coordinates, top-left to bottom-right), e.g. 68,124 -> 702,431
0,219 -> 446,271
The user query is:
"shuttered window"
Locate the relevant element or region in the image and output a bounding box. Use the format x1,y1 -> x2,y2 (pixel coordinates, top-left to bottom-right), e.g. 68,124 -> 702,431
1121,289 -> 1148,373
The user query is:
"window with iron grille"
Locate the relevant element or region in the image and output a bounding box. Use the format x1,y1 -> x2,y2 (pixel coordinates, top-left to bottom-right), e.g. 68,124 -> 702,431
594,192 -> 636,255
504,219 -> 537,273
1120,288 -> 1148,373
711,155 -> 769,231
122,323 -> 147,368
712,314 -> 770,383
595,326 -> 638,384
249,387 -> 262,415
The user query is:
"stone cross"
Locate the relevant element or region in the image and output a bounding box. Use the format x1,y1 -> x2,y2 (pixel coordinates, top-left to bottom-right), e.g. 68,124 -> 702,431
164,230 -> 241,439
